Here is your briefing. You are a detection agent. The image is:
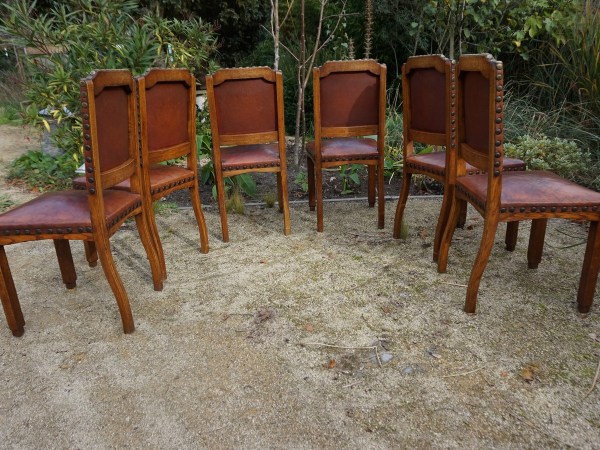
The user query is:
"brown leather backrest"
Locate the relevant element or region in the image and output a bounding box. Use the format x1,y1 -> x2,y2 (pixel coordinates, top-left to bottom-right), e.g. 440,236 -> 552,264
407,68 -> 446,134
213,76 -> 278,135
138,68 -> 195,163
94,85 -> 131,173
457,54 -> 504,176
319,71 -> 379,128
462,71 -> 490,154
81,70 -> 137,192
314,60 -> 385,139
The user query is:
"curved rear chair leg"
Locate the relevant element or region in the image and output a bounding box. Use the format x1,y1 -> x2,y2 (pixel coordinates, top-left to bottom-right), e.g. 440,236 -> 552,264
215,166 -> 229,242
464,219 -> 499,313
578,220 -> 600,313
316,165 -> 324,232
505,221 -> 519,252
527,219 -> 547,269
433,186 -> 453,262
457,200 -> 468,228
53,239 -> 77,289
377,161 -> 385,229
437,196 -> 461,274
367,165 -> 376,207
276,172 -> 284,213
94,233 -> 135,334
144,202 -> 167,280
277,171 -> 291,236
83,241 -> 98,267
0,246 -> 25,337
393,172 -> 412,239
135,213 -> 164,292
307,157 -> 316,211
189,185 -> 210,254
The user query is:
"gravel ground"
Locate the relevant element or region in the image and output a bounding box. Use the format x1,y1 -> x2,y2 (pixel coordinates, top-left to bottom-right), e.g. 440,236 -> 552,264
1,196 -> 599,449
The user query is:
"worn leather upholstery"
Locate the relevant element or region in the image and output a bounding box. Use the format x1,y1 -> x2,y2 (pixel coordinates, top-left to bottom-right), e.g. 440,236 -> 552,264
307,138 -> 379,162
220,143 -> 281,170
405,152 -> 526,178
457,170 -> 600,212
0,190 -> 141,234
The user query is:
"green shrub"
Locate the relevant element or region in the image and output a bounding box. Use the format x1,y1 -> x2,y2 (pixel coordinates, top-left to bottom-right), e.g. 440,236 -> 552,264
0,194 -> 14,212
0,0 -> 217,189
504,135 -> 597,187
7,150 -> 79,191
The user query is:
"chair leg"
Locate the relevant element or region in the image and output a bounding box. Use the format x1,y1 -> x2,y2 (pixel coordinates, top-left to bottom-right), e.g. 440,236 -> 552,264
94,233 -> 135,333
307,157 -> 316,211
527,219 -> 547,269
505,221 -> 519,252
577,220 -> 600,313
377,161 -> 385,229
316,164 -> 324,232
0,246 -> 25,337
367,165 -> 375,207
457,200 -> 468,228
189,185 -> 210,254
437,195 -> 462,273
53,239 -> 77,289
393,172 -> 412,239
215,165 -> 229,242
464,219 -> 499,313
144,202 -> 167,280
83,241 -> 98,267
134,213 -> 164,292
433,188 -> 453,263
276,172 -> 283,213
277,171 -> 291,236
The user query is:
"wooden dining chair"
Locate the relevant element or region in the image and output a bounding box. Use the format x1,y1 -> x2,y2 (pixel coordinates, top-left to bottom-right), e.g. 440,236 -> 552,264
392,54 -> 526,261
437,53 -> 600,313
0,69 -> 164,336
75,68 -> 209,279
307,59 -> 386,232
205,66 -> 291,242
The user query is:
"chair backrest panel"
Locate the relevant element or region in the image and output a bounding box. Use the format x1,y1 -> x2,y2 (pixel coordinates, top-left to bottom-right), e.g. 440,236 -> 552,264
145,81 -> 190,152
462,71 -> 490,156
94,85 -> 132,174
319,71 -> 379,128
83,70 -> 138,191
408,67 -> 446,134
213,78 -> 278,135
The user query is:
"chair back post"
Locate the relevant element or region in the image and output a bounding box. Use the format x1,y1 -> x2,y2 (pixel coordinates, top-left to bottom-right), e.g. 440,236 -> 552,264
205,73 -> 222,172
377,63 -> 387,157
275,69 -> 287,170
457,53 -> 504,214
312,66 -> 323,165
80,69 -> 139,232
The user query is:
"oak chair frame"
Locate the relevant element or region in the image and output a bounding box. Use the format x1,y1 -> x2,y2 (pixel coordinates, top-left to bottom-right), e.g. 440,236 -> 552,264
436,54 -> 600,313
79,68 -> 209,279
392,54 -> 523,261
205,66 -> 291,242
0,70 -> 163,336
308,59 -> 386,232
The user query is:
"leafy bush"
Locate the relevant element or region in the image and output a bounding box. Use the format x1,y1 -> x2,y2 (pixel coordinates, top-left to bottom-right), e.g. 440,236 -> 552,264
7,150 -> 79,191
0,0 -> 217,187
504,135 -> 598,187
0,194 -> 14,212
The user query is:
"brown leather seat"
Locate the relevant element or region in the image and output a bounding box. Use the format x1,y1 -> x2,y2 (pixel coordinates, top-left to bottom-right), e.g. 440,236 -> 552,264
307,60 -> 387,232
0,70 -> 164,337
205,66 -> 291,242
392,54 -> 526,261
437,53 -> 600,314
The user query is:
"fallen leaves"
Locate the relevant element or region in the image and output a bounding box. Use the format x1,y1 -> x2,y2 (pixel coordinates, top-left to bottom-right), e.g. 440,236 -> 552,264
520,363 -> 541,383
